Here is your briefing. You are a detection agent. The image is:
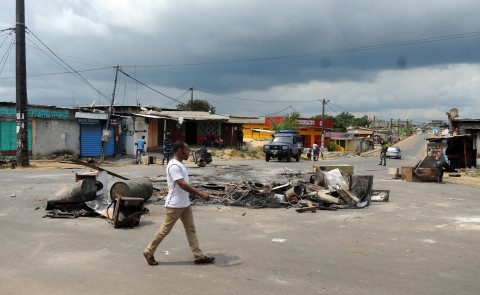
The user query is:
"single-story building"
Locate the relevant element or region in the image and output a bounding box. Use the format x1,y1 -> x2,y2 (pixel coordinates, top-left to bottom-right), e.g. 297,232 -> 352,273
1,102 -> 80,159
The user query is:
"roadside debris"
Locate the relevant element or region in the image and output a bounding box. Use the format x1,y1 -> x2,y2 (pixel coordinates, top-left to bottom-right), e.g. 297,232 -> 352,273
44,164 -> 386,226
44,170 -> 152,227
0,157 -> 16,169
400,155 -> 447,182
193,168 -> 377,212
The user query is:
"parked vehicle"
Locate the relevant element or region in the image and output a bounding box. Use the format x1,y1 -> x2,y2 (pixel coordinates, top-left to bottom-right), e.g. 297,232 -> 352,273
263,130 -> 304,162
386,146 -> 402,159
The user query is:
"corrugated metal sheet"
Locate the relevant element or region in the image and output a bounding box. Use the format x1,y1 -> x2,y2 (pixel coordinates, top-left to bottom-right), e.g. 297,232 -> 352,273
229,116 -> 264,124
80,124 -> 114,157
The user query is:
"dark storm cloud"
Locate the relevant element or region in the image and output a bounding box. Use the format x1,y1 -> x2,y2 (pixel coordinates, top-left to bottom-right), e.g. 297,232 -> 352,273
1,0 -> 480,121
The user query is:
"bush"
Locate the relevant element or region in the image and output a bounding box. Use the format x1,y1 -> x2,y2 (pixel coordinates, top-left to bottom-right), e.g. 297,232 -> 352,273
326,142 -> 336,152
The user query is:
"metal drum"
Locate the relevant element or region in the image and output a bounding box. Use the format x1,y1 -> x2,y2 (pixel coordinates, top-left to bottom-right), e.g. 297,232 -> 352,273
110,178 -> 153,201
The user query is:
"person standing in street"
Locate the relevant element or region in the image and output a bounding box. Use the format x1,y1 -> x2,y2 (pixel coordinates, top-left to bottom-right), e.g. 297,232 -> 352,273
312,141 -> 319,161
237,128 -> 244,149
162,132 -> 171,165
143,140 -> 215,266
135,135 -> 146,164
379,142 -> 387,166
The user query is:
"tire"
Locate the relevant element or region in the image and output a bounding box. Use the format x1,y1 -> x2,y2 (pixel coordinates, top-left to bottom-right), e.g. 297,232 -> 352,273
286,151 -> 291,162
266,154 -> 270,162
295,152 -> 301,162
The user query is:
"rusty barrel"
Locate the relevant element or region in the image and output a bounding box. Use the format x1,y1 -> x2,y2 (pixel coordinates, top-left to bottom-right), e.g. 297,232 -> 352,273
110,178 -> 153,201
49,178 -> 103,205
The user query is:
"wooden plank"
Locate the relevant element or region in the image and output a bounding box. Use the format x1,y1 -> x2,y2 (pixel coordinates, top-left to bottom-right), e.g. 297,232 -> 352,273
295,206 -> 316,213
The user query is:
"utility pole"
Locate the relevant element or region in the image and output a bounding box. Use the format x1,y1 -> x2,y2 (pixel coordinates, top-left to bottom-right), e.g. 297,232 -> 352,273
16,0 -> 29,167
100,65 -> 119,163
389,118 -> 393,142
189,87 -> 194,110
397,118 -> 400,141
321,99 -> 329,151
372,116 -> 376,144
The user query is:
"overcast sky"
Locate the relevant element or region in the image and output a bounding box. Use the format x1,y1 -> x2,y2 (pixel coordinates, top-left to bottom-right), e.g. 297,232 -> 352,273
1,0 -> 480,123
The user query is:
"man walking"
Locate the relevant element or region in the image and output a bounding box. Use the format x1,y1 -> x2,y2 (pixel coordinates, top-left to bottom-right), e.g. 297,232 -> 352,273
135,135 -> 146,164
143,140 -> 215,266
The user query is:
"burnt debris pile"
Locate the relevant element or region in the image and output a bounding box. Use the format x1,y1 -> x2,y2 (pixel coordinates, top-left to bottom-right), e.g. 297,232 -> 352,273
194,168 -> 382,212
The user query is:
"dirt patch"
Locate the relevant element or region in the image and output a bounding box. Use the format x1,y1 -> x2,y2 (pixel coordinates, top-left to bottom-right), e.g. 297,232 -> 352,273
443,174 -> 480,189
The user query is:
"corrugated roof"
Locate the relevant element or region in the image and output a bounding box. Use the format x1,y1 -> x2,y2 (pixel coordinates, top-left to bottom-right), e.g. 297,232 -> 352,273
158,111 -> 229,121
329,132 -> 353,140
347,129 -> 373,135
228,116 -> 264,124
132,113 -> 169,119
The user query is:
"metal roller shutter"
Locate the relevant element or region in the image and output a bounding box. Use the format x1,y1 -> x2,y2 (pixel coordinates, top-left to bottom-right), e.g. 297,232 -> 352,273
80,124 -> 114,157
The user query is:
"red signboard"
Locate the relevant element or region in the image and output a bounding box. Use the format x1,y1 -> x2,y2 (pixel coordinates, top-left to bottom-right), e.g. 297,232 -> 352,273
265,116 -> 333,129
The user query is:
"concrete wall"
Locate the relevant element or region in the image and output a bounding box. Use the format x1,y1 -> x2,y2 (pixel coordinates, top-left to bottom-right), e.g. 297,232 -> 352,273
33,118 -> 80,158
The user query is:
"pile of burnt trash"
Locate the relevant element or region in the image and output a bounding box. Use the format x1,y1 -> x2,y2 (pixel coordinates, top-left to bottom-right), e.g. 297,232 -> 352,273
196,168 -> 385,212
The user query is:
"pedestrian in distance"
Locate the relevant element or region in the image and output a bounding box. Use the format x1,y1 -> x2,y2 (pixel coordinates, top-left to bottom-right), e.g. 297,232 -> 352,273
237,128 -> 244,149
379,143 -> 387,166
305,147 -> 312,161
312,141 -> 319,161
135,135 -> 146,164
162,132 -> 171,165
143,140 -> 215,266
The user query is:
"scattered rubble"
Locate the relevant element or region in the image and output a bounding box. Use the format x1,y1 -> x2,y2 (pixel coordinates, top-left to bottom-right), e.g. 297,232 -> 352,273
44,163 -> 387,229
191,167 -> 379,212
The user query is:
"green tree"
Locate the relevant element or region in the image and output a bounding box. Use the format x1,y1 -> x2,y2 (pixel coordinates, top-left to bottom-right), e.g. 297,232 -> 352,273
333,112 -> 355,132
177,99 -> 216,114
271,111 -> 300,132
314,113 -> 371,131
353,115 -> 370,128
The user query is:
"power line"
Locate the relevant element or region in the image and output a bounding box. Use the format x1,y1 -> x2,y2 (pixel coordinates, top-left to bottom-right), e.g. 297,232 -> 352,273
0,33 -> 14,75
196,88 -> 320,103
25,27 -> 111,102
0,66 -> 112,79
263,106 -> 292,117
122,30 -> 480,68
117,68 -> 184,105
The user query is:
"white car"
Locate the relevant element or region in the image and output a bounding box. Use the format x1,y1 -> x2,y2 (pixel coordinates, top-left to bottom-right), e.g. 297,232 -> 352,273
386,146 -> 402,159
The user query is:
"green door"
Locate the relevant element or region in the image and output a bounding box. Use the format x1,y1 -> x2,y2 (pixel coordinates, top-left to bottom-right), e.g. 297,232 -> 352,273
0,120 -> 32,157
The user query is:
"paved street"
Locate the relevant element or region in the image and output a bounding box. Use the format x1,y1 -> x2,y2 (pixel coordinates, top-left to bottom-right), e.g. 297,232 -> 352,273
1,134 -> 479,295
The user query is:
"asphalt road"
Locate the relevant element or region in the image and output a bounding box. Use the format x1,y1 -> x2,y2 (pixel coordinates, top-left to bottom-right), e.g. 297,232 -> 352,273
1,133 -> 479,295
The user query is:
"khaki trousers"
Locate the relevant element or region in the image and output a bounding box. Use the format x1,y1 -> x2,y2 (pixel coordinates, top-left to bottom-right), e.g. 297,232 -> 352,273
144,206 -> 204,259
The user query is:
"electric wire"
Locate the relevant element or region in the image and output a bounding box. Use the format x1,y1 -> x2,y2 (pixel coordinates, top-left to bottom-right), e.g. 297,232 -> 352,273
122,30 -> 480,68
0,33 -> 14,75
117,68 -> 184,105
25,27 -> 111,102
263,106 -> 292,117
195,88 -> 320,103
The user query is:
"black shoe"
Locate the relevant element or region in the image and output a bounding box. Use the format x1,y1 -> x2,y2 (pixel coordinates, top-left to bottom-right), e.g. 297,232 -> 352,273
143,251 -> 159,266
378,163 -> 382,165
194,255 -> 215,264
383,164 -> 386,166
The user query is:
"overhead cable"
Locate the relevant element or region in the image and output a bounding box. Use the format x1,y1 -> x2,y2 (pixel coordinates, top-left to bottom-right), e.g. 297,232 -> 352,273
118,68 -> 184,105
122,30 -> 480,68
196,88 -> 320,103
25,27 -> 111,102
